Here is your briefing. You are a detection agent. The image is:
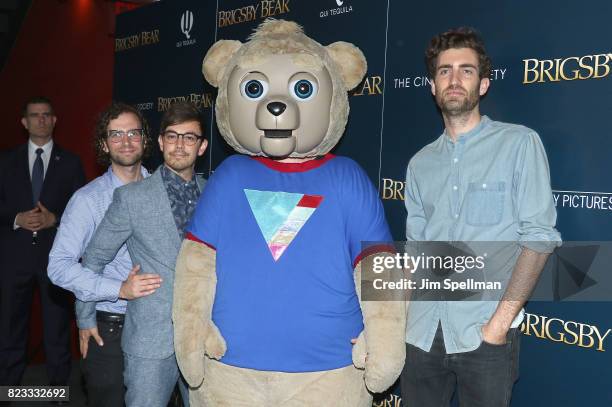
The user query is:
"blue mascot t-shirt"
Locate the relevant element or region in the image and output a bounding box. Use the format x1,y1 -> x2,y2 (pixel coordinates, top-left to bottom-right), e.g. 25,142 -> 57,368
186,154 -> 392,372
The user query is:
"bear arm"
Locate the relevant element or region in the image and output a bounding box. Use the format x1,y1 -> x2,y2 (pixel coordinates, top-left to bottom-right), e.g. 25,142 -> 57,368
354,254 -> 407,394
173,239 -> 225,388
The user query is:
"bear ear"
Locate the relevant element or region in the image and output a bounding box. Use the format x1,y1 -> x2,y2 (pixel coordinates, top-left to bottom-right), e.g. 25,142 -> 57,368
202,40 -> 243,88
326,41 -> 367,90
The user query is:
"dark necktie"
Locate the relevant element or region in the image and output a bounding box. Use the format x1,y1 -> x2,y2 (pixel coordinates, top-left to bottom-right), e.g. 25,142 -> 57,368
31,148 -> 44,205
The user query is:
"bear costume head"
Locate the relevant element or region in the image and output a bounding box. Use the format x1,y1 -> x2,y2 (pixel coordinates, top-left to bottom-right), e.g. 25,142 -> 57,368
202,19 -> 367,158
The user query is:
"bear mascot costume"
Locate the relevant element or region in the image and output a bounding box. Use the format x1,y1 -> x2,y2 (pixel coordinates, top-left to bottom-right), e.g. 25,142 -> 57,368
172,19 -> 406,406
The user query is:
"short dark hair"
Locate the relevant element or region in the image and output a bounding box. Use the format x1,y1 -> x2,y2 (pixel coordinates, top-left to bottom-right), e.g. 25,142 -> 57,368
22,96 -> 54,117
159,101 -> 205,136
425,27 -> 491,79
93,102 -> 152,166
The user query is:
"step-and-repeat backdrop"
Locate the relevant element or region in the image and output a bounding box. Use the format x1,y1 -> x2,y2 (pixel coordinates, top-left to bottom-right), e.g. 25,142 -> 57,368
113,1 -> 612,405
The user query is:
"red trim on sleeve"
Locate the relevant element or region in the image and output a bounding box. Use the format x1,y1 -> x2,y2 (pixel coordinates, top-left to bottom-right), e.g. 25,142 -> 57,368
185,232 -> 216,250
353,244 -> 396,269
251,153 -> 335,172
297,194 -> 324,208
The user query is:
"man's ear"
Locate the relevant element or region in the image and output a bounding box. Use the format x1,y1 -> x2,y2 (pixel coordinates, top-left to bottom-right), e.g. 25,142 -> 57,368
202,40 -> 242,88
431,80 -> 437,97
158,135 -> 164,152
479,77 -> 490,96
326,41 -> 367,91
198,139 -> 208,156
102,140 -> 110,153
21,117 -> 28,131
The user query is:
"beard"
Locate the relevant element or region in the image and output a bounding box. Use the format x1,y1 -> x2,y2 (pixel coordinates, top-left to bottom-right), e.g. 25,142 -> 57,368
109,148 -> 143,167
436,84 -> 480,117
164,151 -> 194,173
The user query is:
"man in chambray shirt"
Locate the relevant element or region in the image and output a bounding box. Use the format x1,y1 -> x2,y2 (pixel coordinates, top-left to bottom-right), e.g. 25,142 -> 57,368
401,28 -> 561,407
48,102 -> 154,407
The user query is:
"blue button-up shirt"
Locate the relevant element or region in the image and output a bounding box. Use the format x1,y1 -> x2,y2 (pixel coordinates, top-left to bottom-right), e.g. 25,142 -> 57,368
48,165 -> 149,329
404,116 -> 561,353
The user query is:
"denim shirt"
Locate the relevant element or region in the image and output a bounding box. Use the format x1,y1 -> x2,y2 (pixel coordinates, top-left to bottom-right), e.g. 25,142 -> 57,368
404,116 -> 561,353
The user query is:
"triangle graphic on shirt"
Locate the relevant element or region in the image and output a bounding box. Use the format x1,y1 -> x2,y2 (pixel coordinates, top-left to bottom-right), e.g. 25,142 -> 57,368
244,189 -> 323,261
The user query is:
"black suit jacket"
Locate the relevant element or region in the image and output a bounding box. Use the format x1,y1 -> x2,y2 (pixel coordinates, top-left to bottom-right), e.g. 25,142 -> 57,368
0,142 -> 86,265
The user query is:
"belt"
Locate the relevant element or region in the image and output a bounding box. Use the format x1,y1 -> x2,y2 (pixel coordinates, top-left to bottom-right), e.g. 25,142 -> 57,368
96,311 -> 125,323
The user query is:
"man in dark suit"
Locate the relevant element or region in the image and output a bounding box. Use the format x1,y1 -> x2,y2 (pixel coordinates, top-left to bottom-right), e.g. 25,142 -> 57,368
0,96 -> 86,386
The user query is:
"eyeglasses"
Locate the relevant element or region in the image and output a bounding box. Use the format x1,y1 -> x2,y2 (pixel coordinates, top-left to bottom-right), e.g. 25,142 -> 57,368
107,129 -> 144,143
162,130 -> 202,146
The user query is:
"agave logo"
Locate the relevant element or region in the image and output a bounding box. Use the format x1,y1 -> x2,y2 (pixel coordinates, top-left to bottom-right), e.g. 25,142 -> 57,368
180,10 -> 194,39
320,0 -> 353,18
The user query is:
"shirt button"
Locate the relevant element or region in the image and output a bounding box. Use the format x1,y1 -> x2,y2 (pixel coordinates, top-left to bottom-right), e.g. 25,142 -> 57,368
109,328 -> 114,332
482,183 -> 487,189
453,158 -> 458,163
188,200 -> 192,204
453,185 -> 458,191
454,213 -> 459,219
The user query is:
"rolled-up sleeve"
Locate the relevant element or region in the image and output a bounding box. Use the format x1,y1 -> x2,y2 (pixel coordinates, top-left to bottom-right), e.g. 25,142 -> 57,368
515,132 -> 562,253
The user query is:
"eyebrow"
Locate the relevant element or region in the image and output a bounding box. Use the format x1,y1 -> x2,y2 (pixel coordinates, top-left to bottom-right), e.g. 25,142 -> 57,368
437,63 -> 478,71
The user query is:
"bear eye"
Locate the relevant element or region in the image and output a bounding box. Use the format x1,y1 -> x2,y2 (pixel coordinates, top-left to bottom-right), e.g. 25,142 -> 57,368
290,79 -> 317,101
241,79 -> 268,100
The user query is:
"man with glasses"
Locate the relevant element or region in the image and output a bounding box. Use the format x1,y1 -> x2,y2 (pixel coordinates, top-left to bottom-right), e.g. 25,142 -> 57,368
78,101 -> 207,406
48,102 -> 152,406
0,96 -> 85,387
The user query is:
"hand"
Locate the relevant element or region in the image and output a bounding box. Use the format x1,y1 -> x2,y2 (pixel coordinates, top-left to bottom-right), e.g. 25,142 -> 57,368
481,321 -> 508,345
204,321 -> 227,360
351,332 -> 367,369
118,265 -> 162,300
36,202 -> 57,230
15,208 -> 43,231
79,327 -> 104,359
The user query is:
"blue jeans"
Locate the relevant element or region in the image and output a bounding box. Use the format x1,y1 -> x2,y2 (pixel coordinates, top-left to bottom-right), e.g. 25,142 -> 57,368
401,325 -> 520,407
124,352 -> 190,407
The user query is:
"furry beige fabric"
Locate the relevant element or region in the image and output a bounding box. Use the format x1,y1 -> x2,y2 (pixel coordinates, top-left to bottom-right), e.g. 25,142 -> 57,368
173,240 -> 226,388
191,359 -> 372,406
174,19 -> 407,406
354,254 -> 407,393
202,18 -> 367,158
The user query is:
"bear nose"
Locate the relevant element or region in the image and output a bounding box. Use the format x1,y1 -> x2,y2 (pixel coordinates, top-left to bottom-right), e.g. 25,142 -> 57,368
267,102 -> 286,116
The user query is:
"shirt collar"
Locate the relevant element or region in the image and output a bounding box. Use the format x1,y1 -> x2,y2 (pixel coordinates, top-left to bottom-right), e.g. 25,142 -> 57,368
251,153 -> 335,172
28,138 -> 53,156
160,164 -> 197,187
444,115 -> 490,144
107,165 -> 150,188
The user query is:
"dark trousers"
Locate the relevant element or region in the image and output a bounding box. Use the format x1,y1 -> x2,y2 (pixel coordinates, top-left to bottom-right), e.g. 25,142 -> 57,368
82,312 -> 125,407
401,325 -> 520,407
0,250 -> 72,386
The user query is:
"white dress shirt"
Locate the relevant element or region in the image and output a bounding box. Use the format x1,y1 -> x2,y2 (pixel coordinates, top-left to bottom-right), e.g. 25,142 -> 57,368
13,138 -> 55,230
28,138 -> 54,178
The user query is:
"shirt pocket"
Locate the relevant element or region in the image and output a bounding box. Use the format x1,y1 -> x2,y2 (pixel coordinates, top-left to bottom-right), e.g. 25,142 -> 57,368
465,181 -> 505,226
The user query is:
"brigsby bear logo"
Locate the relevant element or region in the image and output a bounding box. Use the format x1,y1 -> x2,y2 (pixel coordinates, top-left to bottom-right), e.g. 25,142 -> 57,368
245,189 -> 323,261
180,10 -> 194,39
